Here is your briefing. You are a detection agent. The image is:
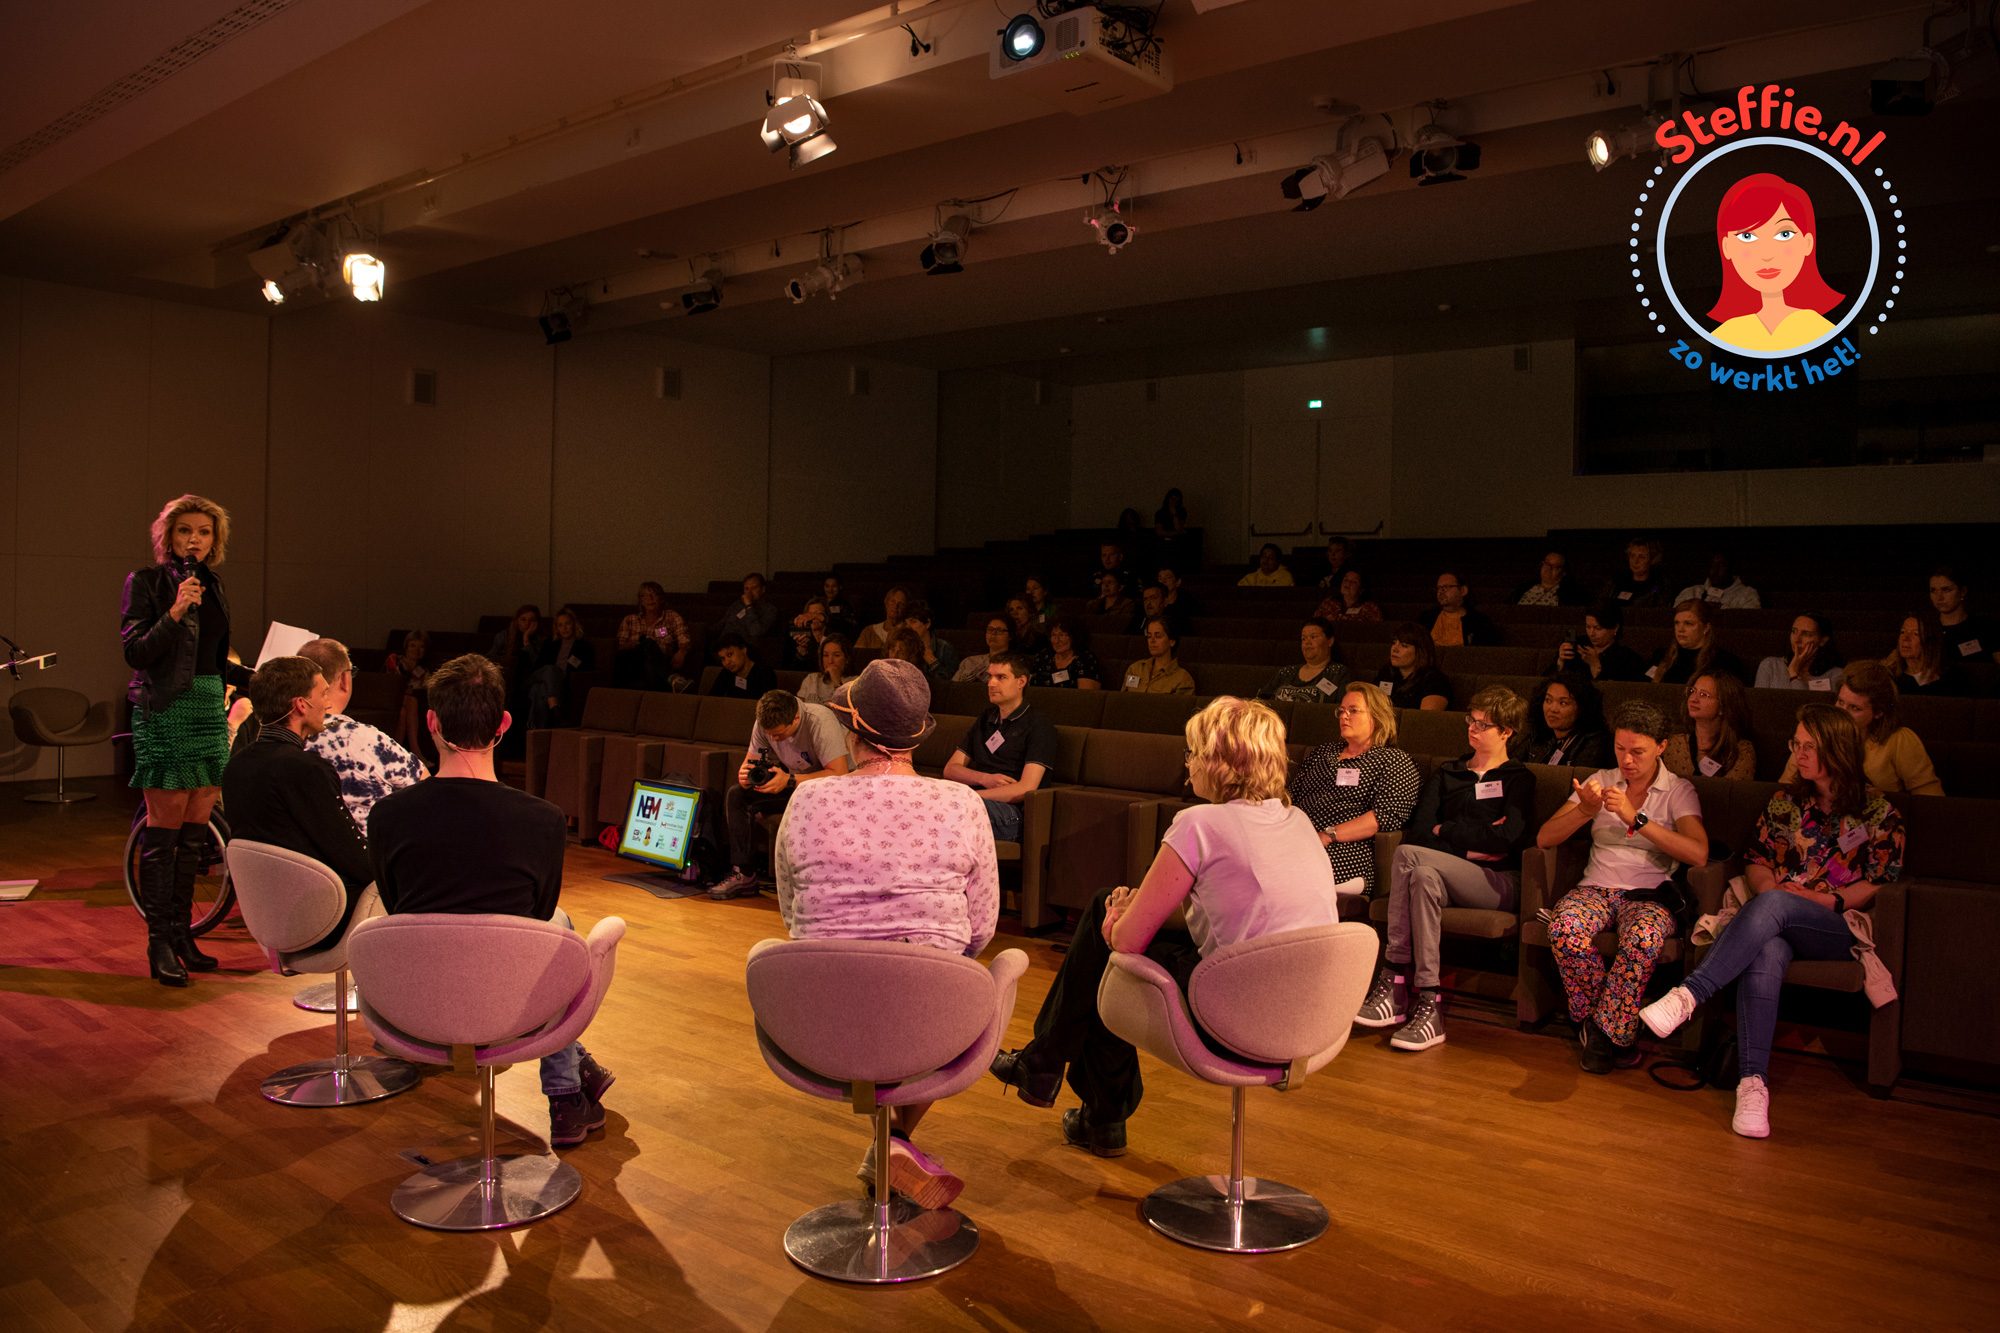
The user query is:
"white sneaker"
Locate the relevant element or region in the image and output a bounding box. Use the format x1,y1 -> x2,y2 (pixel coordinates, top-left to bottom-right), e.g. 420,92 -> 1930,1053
1732,1075 -> 1771,1139
1640,986 -> 1697,1039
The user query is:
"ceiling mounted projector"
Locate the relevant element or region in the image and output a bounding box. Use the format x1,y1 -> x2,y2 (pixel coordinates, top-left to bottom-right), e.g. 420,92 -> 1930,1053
990,6 -> 1172,113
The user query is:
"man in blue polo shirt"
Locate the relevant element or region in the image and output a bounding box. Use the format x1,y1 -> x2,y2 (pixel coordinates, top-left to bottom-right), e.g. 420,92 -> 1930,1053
942,652 -> 1057,841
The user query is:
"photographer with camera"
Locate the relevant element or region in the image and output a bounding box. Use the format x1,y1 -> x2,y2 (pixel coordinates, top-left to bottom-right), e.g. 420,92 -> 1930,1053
1550,600 -> 1650,682
708,691 -> 853,900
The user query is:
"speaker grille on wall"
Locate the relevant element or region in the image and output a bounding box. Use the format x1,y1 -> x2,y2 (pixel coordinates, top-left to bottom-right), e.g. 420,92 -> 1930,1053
1513,346 -> 1532,372
655,367 -> 681,400
409,369 -> 438,406
849,366 -> 871,396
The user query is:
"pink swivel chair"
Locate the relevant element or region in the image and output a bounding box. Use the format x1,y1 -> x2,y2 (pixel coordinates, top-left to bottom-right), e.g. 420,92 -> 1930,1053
746,937 -> 1028,1283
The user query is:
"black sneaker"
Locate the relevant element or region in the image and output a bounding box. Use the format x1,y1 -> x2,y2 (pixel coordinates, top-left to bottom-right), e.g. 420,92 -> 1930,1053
1579,1021 -> 1634,1075
578,1054 -> 616,1104
548,1091 -> 606,1147
989,1047 -> 1062,1108
1061,1106 -> 1127,1158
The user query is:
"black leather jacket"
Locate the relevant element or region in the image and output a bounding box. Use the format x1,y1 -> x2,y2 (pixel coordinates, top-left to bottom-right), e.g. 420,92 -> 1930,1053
121,563 -> 253,711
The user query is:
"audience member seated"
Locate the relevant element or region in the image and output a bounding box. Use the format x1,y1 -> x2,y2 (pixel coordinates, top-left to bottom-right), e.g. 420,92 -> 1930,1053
1258,617 -> 1351,706
1780,661 -> 1944,796
774,658 -> 999,1206
1153,488 -> 1190,555
614,581 -> 691,691
1754,613 -> 1843,693
1005,596 -> 1048,655
1158,565 -> 1202,620
1031,617 -> 1102,690
387,628 -> 431,753
1083,570 -> 1134,621
1125,582 -> 1182,636
1523,673 -> 1611,769
1664,673 -> 1757,781
1883,610 -> 1968,698
1363,686 -> 1535,1052
988,697 -> 1340,1157
1537,700 -> 1708,1074
854,586 -> 911,651
903,599 -> 959,683
883,627 -> 927,667
707,633 -> 777,699
1238,542 -> 1295,587
1642,703 -> 1904,1139
1420,570 -> 1501,647
785,597 -> 832,670
1312,536 -> 1356,590
223,656 -> 372,952
1674,552 -> 1762,609
1287,682 -> 1422,897
1083,540 -> 1131,597
1651,599 -> 1748,685
529,606 -> 596,727
718,572 -> 780,642
1514,550 -> 1589,607
1600,535 -> 1671,607
1551,600 -> 1649,682
941,653 -> 1055,842
1375,624 -> 1452,711
1121,616 -> 1195,694
298,637 -> 426,826
795,635 -> 850,706
1315,568 -> 1383,623
708,690 -> 852,900
1929,565 -> 2000,665
953,617 -> 1014,683
490,604 -> 545,758
1023,575 -> 1058,627
366,654 -> 613,1148
819,575 -> 858,636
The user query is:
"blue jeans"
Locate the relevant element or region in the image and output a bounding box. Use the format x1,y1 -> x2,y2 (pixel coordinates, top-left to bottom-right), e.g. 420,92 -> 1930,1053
1682,889 -> 1855,1081
538,907 -> 593,1097
983,798 -> 1023,841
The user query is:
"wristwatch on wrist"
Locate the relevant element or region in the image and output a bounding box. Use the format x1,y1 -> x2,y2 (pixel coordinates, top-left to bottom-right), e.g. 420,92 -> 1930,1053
1630,812 -> 1651,832
1830,890 -> 1847,914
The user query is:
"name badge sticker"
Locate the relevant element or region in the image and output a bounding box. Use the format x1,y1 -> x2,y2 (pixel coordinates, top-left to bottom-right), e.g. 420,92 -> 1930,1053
1699,756 -> 1722,777
1377,679 -> 1395,692
1336,768 -> 1361,787
985,730 -> 1006,754
1125,674 -> 1140,689
1548,747 -> 1566,766
734,675 -> 749,690
1961,640 -> 1984,657
1838,823 -> 1868,854
1618,591 -> 1634,601
1475,780 -> 1504,801
1809,676 -> 1832,691
1051,669 -> 1070,683
1316,675 -> 1339,695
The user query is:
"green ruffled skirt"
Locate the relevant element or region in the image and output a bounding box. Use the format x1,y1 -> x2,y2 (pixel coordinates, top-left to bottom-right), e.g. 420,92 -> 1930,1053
130,675 -> 229,790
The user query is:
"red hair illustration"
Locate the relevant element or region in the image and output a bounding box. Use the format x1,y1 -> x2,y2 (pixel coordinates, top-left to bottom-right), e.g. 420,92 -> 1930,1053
1706,173 -> 1843,321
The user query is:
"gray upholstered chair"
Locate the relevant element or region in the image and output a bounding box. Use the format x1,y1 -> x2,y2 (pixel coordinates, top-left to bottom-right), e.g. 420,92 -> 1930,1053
224,839 -> 422,1107
1096,922 -> 1376,1253
745,938 -> 1028,1283
350,911 -> 625,1232
8,687 -> 115,803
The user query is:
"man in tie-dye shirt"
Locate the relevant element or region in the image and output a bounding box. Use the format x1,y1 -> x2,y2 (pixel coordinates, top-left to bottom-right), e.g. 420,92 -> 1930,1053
298,638 -> 426,826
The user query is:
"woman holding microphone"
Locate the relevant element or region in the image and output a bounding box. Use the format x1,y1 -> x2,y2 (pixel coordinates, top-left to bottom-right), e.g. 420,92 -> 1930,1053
121,495 -> 253,986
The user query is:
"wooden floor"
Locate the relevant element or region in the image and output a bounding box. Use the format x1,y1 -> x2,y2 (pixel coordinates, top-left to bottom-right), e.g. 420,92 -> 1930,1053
2,780 -> 1995,1333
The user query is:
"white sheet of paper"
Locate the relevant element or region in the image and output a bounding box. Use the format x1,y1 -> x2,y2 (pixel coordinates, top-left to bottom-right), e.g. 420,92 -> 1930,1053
0,880 -> 37,901
256,621 -> 316,667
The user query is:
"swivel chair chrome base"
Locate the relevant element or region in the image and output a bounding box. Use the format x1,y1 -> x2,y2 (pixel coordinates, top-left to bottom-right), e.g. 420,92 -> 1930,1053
291,976 -> 359,1013
261,966 -> 422,1107
1140,1086 -> 1329,1254
783,1105 -> 978,1283
390,1064 -> 582,1231
23,749 -> 92,803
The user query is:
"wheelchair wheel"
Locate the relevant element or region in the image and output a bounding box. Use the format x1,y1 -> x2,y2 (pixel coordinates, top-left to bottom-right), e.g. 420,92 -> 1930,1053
123,809 -> 236,936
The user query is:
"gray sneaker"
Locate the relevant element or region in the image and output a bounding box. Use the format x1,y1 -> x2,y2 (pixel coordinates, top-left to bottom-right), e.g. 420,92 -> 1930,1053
1353,966 -> 1408,1029
708,870 -> 760,901
1389,992 -> 1447,1051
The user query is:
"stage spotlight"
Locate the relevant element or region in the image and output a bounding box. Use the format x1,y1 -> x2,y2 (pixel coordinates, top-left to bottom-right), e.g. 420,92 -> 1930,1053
1408,124 -> 1481,185
1000,14 -> 1044,61
920,214 -> 971,275
248,224 -> 329,303
1280,130 -> 1389,211
761,61 -> 836,169
1085,204 -> 1136,254
680,270 -> 724,314
342,253 -> 385,301
261,280 -> 285,306
1584,115 -> 1667,171
785,254 -> 863,303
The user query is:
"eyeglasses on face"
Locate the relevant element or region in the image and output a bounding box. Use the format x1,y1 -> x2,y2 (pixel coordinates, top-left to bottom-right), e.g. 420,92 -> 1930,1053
1466,716 -> 1497,734
1787,738 -> 1819,756
1335,706 -> 1366,719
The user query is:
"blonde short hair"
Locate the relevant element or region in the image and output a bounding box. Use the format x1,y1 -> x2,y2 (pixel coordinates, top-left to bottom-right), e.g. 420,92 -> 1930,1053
1185,696 -> 1290,805
150,493 -> 231,567
1342,681 -> 1398,748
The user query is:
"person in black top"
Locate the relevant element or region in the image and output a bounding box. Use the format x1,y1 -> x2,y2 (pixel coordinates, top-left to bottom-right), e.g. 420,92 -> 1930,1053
1158,565 -> 1202,621
707,634 -> 778,698
942,653 -> 1058,842
1375,623 -> 1452,710
1652,599 -> 1748,685
1929,565 -> 2000,666
1360,686 -> 1536,1053
1523,673 -> 1612,770
528,605 -> 595,728
819,575 -> 859,638
122,495 -> 257,986
366,654 -> 612,1148
1600,536 -> 1671,607
1031,618 -> 1103,689
1082,540 -> 1130,598
1550,600 -> 1649,682
223,657 -> 374,956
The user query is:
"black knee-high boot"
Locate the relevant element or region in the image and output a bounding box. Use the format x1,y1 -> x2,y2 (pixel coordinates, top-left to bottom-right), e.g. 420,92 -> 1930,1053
138,827 -> 189,987
169,823 -> 218,971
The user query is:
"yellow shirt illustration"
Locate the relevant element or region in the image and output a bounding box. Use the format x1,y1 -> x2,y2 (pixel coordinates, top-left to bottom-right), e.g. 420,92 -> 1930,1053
1711,309 -> 1836,354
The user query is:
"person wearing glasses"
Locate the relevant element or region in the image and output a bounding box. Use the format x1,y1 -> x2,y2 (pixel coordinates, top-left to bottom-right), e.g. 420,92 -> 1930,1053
1536,700 -> 1709,1074
1754,614 -> 1844,693
1258,618 -> 1350,705
1376,624 -> 1452,711
1419,570 -> 1500,647
1663,673 -> 1757,781
1779,660 -> 1944,797
953,616 -> 1015,684
1515,551 -> 1588,607
1360,687 -> 1536,1052
1522,673 -> 1612,770
1641,703 -> 1904,1139
1287,682 -> 1422,898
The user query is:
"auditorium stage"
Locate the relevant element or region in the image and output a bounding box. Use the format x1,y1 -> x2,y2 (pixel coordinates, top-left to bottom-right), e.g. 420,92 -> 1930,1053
1,782 -> 1993,1332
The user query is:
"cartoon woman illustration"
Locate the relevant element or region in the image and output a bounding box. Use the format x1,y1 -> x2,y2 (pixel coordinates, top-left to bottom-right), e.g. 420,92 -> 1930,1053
1707,173 -> 1844,354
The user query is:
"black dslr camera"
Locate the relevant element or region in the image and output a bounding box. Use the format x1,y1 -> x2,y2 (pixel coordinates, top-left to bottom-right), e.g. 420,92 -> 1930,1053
746,752 -> 781,788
